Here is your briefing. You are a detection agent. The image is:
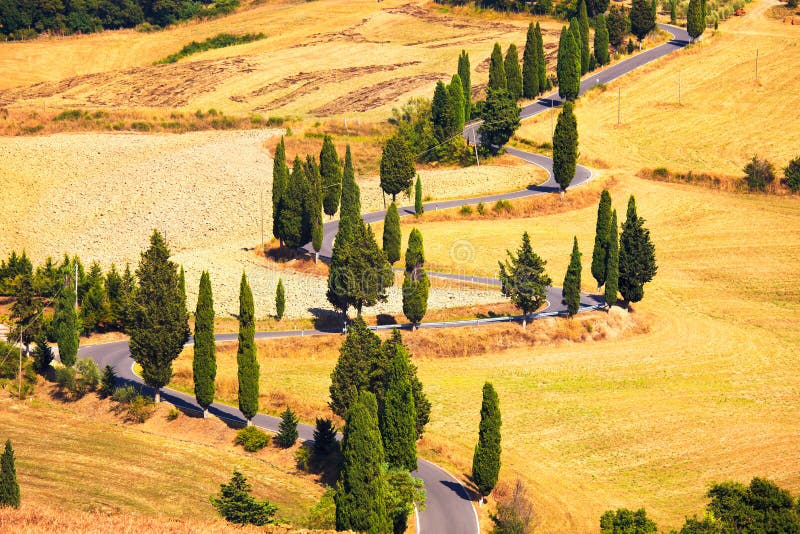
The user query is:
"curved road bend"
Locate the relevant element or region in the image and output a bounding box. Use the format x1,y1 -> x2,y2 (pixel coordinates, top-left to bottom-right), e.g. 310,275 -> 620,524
81,24 -> 690,534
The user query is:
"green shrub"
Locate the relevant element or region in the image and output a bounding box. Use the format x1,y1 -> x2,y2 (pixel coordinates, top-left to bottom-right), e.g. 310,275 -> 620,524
235,426 -> 270,452
99,365 -> 116,397
131,121 -> 152,132
155,32 -> 265,64
210,470 -> 277,526
112,385 -> 139,404
54,366 -> 77,393
126,395 -> 155,423
476,202 -> 486,215
54,110 -> 86,121
493,199 -> 513,213
266,116 -> 285,126
652,167 -> 669,179
295,444 -> 313,471
783,156 -> 800,192
306,488 -> 336,529
75,358 -> 100,391
459,205 -> 473,216
167,407 -> 181,421
743,156 -> 775,191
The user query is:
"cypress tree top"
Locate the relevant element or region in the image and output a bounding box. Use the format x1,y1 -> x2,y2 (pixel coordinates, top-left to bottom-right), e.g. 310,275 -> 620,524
578,0 -> 591,74
449,73 -> 466,133
522,22 -> 540,99
563,236 -> 583,317
272,137 -> 289,240
557,26 -> 581,101
339,145 -> 360,223
630,0 -> 656,42
504,43 -> 523,101
405,228 -> 425,275
432,80 -> 456,143
488,42 -> 507,93
535,23 -> 547,93
329,316 -> 382,419
320,135 -> 342,218
458,50 -> 472,121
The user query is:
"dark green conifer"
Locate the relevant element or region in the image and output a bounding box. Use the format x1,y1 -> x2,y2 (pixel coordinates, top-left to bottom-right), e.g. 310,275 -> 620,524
279,157 -> 311,248
304,155 -> 324,259
578,0 -> 591,74
604,210 -> 620,307
272,137 -> 289,242
498,232 -> 551,329
380,135 -> 416,201
237,272 -> 259,422
552,101 -> 579,190
380,331 -> 417,472
402,229 -> 429,329
557,26 -> 581,100
54,280 -> 79,367
630,0 -> 656,43
535,23 -> 547,93
383,202 -> 402,265
80,277 -> 107,334
275,278 -> 285,320
458,50 -> 472,120
477,88 -> 521,155
618,196 -> 657,303
569,18 -> 583,79
504,44 -> 523,101
594,14 -> 610,66
211,470 -> 277,526
340,145 -> 361,222
591,190 -> 613,288
432,81 -> 456,143
687,0 -> 705,41
472,382 -> 501,499
320,135 -> 342,218
488,42 -> 507,92
105,264 -> 124,329
129,230 -> 190,403
522,23 -> 540,99
562,237 -> 583,317
414,175 -> 423,216
0,440 -> 20,509
449,73 -> 466,133
329,317 -> 382,419
275,406 -> 299,447
32,334 -> 53,375
9,273 -> 42,355
335,391 -> 390,533
194,271 -> 216,415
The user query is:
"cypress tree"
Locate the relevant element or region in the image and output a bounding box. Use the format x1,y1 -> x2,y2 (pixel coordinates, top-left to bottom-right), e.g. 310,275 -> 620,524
431,81 -> 455,143
275,278 -> 285,320
119,263 -> 136,333
687,0 -> 705,41
9,273 -> 42,354
179,265 -> 186,310
488,42 -> 507,93
630,0 -> 656,43
591,190 -> 613,288
670,0 -> 677,23
522,23 -> 540,99
552,100 -> 579,191
383,202 -> 402,265
604,210 -> 620,307
54,280 -> 79,367
0,440 -> 20,509
237,272 -> 259,423
472,382 -> 501,499
340,145 -> 360,222
449,73 -> 466,133
478,88 -> 521,155
32,334 -> 54,375
193,271 -> 216,416
458,50 -> 472,120
414,175 -> 424,216
335,391 -> 390,533
557,26 -> 581,101
105,264 -> 124,329
129,230 -> 190,403
275,406 -> 299,447
535,23 -> 547,94
578,0 -> 591,74
329,316 -> 382,419
402,229 -> 430,329
380,135 -> 416,202
504,44 -> 523,101
279,157 -> 310,249
272,137 -> 289,242
569,18 -> 583,79
594,14 -> 610,66
498,231 -> 551,329
562,237 -> 583,317
320,135 -> 342,218
380,331 -> 418,472
305,155 -> 324,260
618,196 -> 657,303
80,278 -> 107,334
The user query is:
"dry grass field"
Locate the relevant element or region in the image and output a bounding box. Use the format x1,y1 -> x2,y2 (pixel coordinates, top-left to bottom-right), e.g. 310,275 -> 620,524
0,385 -> 324,526
516,0 -> 800,177
0,0 -> 565,120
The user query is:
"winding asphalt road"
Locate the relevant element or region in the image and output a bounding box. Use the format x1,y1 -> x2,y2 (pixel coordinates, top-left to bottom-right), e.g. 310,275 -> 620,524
79,23 -> 689,534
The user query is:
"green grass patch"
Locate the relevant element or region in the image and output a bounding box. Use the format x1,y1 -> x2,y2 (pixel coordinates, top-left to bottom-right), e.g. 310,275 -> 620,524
155,32 -> 266,65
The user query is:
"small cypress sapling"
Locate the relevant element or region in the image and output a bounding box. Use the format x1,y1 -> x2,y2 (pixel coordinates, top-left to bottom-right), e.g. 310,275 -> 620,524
604,210 -> 620,307
472,382 -> 501,500
552,101 -> 579,191
0,440 -> 20,509
522,22 -> 540,99
312,418 -> 339,458
275,278 -> 285,320
194,271 -> 216,415
414,175 -> 424,216
504,43 -> 523,101
32,334 -> 53,375
562,237 -> 582,317
591,190 -> 613,288
783,156 -> 800,192
210,470 -> 277,526
488,42 -> 507,92
275,406 -> 299,447
383,202 -> 402,265
100,365 -> 117,397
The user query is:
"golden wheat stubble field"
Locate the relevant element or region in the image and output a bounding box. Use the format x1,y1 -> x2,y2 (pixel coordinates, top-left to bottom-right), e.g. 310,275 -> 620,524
0,0 -> 563,120
517,0 -> 800,177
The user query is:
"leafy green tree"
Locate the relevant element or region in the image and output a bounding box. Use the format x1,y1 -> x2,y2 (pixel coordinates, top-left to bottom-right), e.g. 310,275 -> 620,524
557,26 -> 581,100
600,508 -> 657,533
607,5 -> 629,48
272,137 -> 289,243
687,0 -> 705,41
335,390 -> 390,533
458,50 -> 472,120
604,210 -> 620,307
129,230 -> 190,403
701,477 -> 800,533
783,156 -> 800,192
32,334 -> 54,375
578,0 -> 591,74
472,382 -> 501,499
504,44 -> 523,101
275,406 -> 299,447
53,281 -> 79,367
402,229 -> 430,328
562,237 -> 582,317
329,316 -> 381,418
488,42 -> 507,92
320,135 -> 342,218
743,156 -> 776,191
630,0 -> 655,43
380,334 -> 417,472
275,278 -> 285,320
237,272 -> 259,422
591,190 -> 613,287
194,271 -> 216,415
0,440 -> 20,509
594,14 -> 610,65
383,202 -> 402,265
414,175 -> 424,216
380,135 -> 416,202
522,23 -> 540,99
449,74 -> 466,133
478,88 -> 521,155
498,232 -> 551,329
535,23 -> 548,93
385,468 -> 426,534
432,81 -> 456,143
210,470 -> 277,526
553,100 -> 579,190
618,196 -> 657,303
9,273 -> 42,355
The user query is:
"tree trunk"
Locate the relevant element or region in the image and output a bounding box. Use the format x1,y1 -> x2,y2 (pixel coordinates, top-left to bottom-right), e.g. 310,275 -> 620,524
203,408 -> 208,419
154,389 -> 161,403
315,251 -> 319,263
247,419 -> 253,427
522,317 -> 527,330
